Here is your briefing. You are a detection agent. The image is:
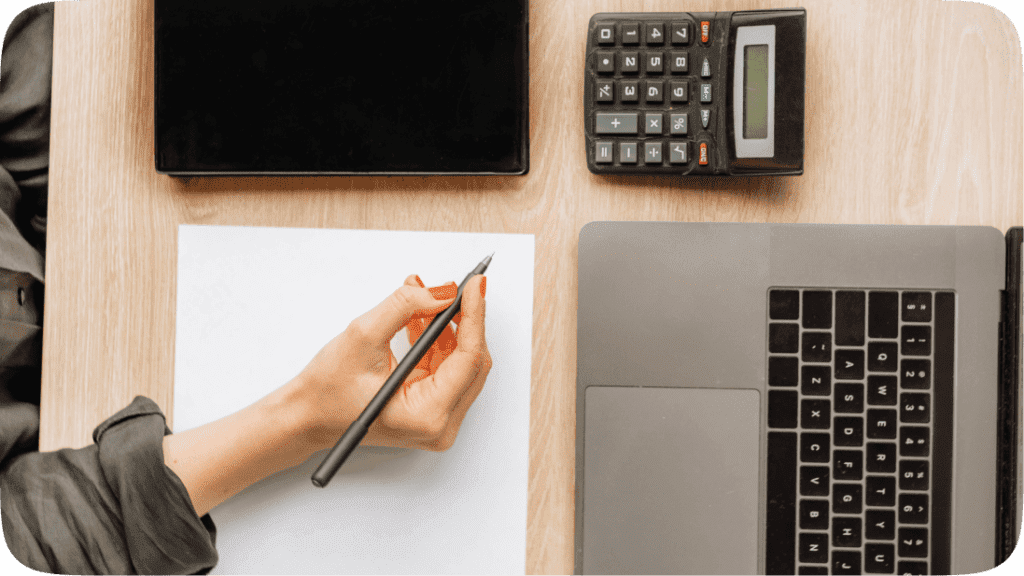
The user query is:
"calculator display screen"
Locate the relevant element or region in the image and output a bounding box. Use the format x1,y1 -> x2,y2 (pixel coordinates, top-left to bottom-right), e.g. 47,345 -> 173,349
155,0 -> 528,174
743,45 -> 770,140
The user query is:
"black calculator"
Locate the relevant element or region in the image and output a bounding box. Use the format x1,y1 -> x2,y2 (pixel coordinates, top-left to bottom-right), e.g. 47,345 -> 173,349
584,9 -> 806,176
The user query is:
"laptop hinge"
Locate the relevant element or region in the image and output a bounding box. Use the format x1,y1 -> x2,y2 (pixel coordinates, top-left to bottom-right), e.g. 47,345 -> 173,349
996,227 -> 1022,565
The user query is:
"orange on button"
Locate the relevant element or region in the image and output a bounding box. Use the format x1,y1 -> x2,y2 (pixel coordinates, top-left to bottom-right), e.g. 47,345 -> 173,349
700,21 -> 711,44
699,142 -> 709,165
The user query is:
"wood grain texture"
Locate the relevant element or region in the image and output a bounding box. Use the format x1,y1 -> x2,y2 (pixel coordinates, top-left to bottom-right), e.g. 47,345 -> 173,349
44,0 -> 1022,573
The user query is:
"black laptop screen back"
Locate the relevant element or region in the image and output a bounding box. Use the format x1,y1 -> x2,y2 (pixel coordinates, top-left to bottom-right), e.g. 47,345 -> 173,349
154,0 -> 528,175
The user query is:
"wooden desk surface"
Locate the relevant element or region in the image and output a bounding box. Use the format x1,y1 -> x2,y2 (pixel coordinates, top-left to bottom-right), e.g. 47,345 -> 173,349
44,0 -> 1021,572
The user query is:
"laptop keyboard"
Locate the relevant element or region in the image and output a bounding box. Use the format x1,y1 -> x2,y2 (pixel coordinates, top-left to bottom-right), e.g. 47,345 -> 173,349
765,289 -> 955,575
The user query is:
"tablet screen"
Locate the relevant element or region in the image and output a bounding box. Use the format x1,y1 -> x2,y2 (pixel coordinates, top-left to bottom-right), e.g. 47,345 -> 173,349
155,0 -> 528,175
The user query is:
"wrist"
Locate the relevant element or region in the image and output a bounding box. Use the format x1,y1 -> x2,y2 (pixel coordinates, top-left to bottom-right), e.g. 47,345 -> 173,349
275,373 -> 353,457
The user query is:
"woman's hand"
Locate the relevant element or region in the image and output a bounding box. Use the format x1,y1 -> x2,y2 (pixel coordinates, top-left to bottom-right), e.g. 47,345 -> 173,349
295,273 -> 491,452
163,273 -> 490,516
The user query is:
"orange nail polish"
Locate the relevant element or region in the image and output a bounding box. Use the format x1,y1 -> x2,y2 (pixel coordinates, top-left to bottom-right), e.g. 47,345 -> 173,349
479,276 -> 487,298
428,284 -> 457,300
414,275 -> 425,288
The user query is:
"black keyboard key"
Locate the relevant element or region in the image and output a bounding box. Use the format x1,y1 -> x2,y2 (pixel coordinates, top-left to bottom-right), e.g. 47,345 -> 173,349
865,543 -> 895,574
768,390 -> 798,428
867,342 -> 898,372
868,291 -> 899,338
899,460 -> 929,490
802,291 -> 832,329
901,325 -> 931,356
901,292 -> 932,322
897,560 -> 928,575
900,393 -> 931,423
769,289 -> 797,319
769,323 -> 799,353
865,509 -> 895,540
834,349 -> 864,380
898,527 -> 929,558
799,532 -> 829,564
899,426 -> 930,457
833,483 -> 862,514
800,499 -> 829,530
832,516 -> 862,547
834,416 -> 864,446
866,442 -> 897,473
867,376 -> 897,405
802,365 -> 831,396
900,359 -> 930,389
801,399 -> 830,429
834,383 -> 864,413
899,493 -> 929,524
833,450 -> 863,480
766,432 -> 798,575
800,466 -> 830,497
866,409 -> 897,439
798,566 -> 827,575
770,356 -> 799,387
866,475 -> 896,506
802,332 -> 832,363
835,291 -> 866,346
832,550 -> 862,575
801,433 -> 831,463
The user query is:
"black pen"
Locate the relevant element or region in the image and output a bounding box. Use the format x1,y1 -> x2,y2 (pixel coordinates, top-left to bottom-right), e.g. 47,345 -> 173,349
311,253 -> 494,488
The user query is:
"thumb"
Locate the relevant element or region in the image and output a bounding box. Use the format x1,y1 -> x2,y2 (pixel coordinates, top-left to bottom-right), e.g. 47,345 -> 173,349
356,283 -> 456,345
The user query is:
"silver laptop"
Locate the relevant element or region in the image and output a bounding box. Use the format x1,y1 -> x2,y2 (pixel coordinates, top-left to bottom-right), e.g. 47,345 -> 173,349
575,223 -> 1022,575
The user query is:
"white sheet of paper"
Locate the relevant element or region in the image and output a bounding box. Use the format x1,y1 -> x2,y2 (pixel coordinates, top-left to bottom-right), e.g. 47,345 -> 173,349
173,225 -> 534,575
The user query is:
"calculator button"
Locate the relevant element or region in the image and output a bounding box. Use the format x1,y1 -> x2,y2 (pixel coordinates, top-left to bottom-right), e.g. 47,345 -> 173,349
670,22 -> 690,45
646,23 -> 664,45
700,20 -> 711,44
698,141 -> 709,165
595,81 -> 614,102
621,23 -> 640,45
701,109 -> 711,129
619,143 -> 637,164
596,52 -> 615,73
597,25 -> 615,45
670,81 -> 689,102
669,113 -> 688,135
645,113 -> 663,134
621,52 -> 639,74
701,57 -> 712,78
646,53 -> 664,74
620,81 -> 639,103
595,142 -> 613,163
644,142 -> 663,164
645,81 -> 663,103
595,113 -> 638,134
670,52 -> 689,74
669,142 -> 689,164
700,83 -> 712,103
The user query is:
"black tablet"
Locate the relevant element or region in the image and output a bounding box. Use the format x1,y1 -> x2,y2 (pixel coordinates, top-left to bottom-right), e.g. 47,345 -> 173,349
154,0 -> 528,176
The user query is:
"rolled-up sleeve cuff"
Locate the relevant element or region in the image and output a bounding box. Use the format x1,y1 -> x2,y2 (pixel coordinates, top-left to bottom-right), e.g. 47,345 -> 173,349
93,396 -> 218,574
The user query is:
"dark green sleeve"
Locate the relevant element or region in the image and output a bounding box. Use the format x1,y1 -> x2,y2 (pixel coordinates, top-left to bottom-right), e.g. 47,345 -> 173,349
1,396 -> 218,574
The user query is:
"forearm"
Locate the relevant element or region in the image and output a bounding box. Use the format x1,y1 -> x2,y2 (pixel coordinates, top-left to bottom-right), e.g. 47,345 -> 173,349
162,378 -> 318,517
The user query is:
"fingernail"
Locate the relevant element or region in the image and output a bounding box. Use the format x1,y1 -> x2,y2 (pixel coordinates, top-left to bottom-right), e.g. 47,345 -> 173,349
479,276 -> 487,298
414,275 -> 425,288
428,284 -> 458,300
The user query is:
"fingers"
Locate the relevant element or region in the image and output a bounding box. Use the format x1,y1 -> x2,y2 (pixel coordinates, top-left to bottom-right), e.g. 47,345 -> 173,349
352,282 -> 455,346
424,275 -> 489,414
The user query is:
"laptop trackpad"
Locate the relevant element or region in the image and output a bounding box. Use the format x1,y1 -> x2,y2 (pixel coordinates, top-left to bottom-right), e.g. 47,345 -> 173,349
582,387 -> 761,575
